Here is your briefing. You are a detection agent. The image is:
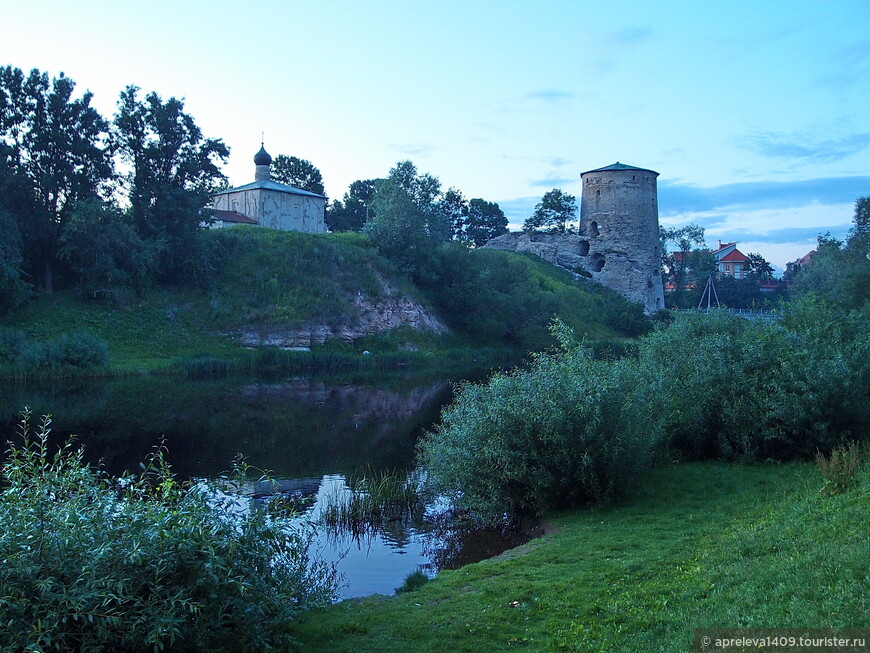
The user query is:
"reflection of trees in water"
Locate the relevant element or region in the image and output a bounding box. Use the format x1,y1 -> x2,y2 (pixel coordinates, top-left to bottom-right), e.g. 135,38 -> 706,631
0,374 -> 454,479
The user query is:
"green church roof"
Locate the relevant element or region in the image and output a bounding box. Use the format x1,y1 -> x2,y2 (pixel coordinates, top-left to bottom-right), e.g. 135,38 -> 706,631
582,162 -> 659,176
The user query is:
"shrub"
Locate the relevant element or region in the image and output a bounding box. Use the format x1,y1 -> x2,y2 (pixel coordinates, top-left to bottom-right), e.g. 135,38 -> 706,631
816,441 -> 862,496
0,411 -> 338,652
418,321 -> 661,518
23,331 -> 110,373
0,327 -> 29,365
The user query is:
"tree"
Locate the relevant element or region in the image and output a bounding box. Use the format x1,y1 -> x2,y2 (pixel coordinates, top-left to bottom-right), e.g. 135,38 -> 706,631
523,189 -> 577,233
0,66 -> 113,291
389,160 -> 442,211
326,179 -> 375,232
465,198 -> 508,247
794,197 -> 870,308
439,187 -> 468,240
745,252 -> 774,280
363,171 -> 449,283
0,206 -> 30,313
660,224 -> 709,308
58,200 -> 159,299
270,154 -> 326,196
113,85 -> 228,279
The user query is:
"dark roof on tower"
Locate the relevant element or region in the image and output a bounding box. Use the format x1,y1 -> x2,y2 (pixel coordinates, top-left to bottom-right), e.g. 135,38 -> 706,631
582,162 -> 659,176
253,144 -> 272,166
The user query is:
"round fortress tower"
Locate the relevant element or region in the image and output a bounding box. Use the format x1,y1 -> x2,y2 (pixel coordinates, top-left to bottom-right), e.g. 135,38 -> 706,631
579,162 -> 665,314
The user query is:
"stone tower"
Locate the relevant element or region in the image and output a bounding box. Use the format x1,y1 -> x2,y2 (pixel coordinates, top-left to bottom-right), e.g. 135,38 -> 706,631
579,162 -> 665,314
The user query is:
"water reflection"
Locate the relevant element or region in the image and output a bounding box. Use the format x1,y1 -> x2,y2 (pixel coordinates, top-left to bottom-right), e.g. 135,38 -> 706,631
0,368 -> 526,599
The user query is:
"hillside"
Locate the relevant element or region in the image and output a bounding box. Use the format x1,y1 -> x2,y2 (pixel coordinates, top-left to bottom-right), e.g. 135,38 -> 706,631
0,227 -> 649,375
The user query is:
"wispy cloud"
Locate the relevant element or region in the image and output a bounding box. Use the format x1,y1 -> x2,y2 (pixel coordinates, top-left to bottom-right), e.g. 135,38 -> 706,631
529,175 -> 575,188
737,131 -> 870,163
523,89 -> 574,103
659,176 -> 870,214
602,26 -> 654,47
389,142 -> 435,157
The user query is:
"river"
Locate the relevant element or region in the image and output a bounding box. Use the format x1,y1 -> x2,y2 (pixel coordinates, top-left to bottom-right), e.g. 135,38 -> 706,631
0,366 -> 525,599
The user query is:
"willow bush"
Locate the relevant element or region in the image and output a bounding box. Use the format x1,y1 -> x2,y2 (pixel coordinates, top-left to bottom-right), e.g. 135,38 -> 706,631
420,302 -> 870,518
0,411 -> 338,652
418,322 -> 662,518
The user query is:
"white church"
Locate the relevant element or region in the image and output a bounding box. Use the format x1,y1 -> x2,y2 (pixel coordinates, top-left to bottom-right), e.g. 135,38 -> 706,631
211,144 -> 327,233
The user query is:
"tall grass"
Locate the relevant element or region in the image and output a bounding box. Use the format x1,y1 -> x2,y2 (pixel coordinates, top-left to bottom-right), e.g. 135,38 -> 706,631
319,468 -> 429,539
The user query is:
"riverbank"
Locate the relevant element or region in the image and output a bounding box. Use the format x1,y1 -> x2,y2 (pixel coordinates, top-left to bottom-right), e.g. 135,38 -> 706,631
0,228 -> 646,380
291,462 -> 868,652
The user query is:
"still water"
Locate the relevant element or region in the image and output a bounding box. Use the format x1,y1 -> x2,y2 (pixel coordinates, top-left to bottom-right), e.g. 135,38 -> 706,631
0,367 -> 524,599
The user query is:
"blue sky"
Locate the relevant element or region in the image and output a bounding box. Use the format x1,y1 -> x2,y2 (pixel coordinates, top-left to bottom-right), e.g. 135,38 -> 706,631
4,0 -> 869,271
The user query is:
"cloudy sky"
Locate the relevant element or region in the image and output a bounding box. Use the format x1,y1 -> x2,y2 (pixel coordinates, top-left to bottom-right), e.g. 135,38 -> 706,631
4,0 -> 868,272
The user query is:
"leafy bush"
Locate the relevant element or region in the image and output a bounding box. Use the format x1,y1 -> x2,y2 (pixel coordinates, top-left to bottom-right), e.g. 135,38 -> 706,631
418,321 -> 661,518
640,303 -> 870,461
23,331 -> 110,373
0,411 -> 338,652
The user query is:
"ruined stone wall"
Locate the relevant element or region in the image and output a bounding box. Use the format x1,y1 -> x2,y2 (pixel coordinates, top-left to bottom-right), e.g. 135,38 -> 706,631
579,168 -> 664,314
483,166 -> 665,314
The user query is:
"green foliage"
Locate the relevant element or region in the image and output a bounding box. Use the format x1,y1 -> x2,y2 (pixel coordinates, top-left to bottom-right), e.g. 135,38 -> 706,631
326,179 -> 375,233
816,441 -> 862,496
464,198 -> 508,247
523,188 -> 577,233
0,330 -> 109,377
0,411 -> 338,652
395,571 -> 429,594
419,320 -> 661,518
422,301 -> 870,518
58,199 -> 160,299
640,303 -> 870,461
0,205 -> 31,313
661,224 -> 710,308
271,154 -> 326,196
424,245 -> 649,349
0,66 -> 112,291
363,177 -> 449,283
113,85 -> 229,281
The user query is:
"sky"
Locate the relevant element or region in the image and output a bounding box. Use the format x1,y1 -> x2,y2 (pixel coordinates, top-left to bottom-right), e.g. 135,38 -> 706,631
4,0 -> 869,273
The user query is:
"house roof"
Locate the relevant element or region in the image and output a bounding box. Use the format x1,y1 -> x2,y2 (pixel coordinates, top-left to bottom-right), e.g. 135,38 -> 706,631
213,179 -> 327,199
582,162 -> 659,176
212,209 -> 258,225
719,249 -> 748,263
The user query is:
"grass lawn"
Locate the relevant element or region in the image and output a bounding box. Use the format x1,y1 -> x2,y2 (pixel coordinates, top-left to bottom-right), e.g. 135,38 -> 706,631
291,462 -> 868,652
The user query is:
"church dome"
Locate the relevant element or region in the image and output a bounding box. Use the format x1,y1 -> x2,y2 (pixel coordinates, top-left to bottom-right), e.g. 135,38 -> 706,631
254,144 -> 272,166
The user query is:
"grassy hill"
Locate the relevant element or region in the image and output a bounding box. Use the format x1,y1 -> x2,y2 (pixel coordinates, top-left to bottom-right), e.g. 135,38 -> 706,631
0,227 -> 649,376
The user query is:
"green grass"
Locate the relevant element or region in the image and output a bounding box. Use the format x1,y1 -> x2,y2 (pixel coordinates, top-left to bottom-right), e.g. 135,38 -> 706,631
291,462 -> 869,652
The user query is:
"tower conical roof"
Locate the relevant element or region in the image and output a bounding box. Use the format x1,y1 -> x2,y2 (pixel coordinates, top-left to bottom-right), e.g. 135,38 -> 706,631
582,162 -> 658,176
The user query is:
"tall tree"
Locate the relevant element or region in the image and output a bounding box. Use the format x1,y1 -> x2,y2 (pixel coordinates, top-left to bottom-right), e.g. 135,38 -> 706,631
523,189 -> 577,233
0,66 -> 112,290
0,206 -> 30,312
439,187 -> 468,240
113,85 -> 228,278
660,224 -> 709,308
364,162 -> 450,282
270,154 -> 326,196
326,179 -> 375,232
465,198 -> 508,247
745,252 -> 774,280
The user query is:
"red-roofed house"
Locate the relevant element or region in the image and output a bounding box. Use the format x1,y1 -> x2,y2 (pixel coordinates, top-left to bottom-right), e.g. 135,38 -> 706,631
713,241 -> 749,279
